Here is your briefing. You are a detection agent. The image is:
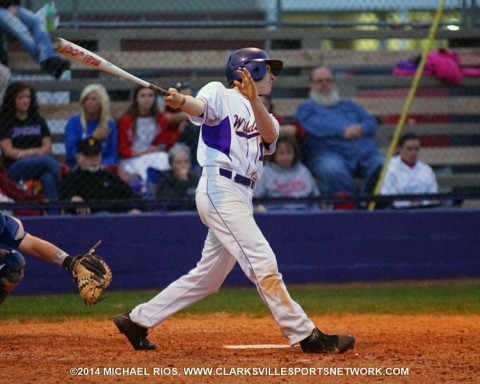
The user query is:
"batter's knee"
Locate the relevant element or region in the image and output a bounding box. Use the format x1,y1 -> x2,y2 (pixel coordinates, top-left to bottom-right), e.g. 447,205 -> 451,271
257,272 -> 283,293
0,249 -> 26,295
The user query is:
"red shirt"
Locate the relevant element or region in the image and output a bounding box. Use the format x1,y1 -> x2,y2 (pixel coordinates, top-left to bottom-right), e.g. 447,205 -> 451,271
117,113 -> 164,159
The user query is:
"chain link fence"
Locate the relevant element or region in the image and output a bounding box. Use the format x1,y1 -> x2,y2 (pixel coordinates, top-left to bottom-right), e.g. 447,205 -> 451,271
0,0 -> 479,215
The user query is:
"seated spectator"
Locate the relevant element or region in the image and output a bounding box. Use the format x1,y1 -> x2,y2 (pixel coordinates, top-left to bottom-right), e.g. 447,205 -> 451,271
0,2 -> 70,79
59,137 -> 138,215
294,66 -> 384,196
380,132 -> 439,209
159,80 -> 199,165
117,85 -> 169,185
0,81 -> 60,214
254,133 -> 320,211
155,143 -> 199,209
64,84 -> 118,169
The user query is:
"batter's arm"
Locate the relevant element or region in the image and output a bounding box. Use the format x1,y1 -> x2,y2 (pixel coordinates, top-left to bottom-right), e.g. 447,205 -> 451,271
249,96 -> 278,144
164,88 -> 206,117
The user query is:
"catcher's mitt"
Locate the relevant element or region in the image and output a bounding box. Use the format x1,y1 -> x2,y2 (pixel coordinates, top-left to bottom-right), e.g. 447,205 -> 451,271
70,241 -> 112,305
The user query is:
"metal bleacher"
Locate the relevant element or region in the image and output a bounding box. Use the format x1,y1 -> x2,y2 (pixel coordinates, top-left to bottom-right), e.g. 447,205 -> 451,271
6,7 -> 480,193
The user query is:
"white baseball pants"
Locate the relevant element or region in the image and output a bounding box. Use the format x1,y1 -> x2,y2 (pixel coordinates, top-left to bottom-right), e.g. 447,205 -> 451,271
130,171 -> 315,345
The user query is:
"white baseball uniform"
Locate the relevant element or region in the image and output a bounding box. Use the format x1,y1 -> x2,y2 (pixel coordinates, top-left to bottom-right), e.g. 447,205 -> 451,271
380,155 -> 438,208
130,82 -> 315,345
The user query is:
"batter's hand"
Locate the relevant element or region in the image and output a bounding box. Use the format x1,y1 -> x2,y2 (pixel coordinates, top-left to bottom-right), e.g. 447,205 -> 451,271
234,68 -> 258,101
164,88 -> 185,110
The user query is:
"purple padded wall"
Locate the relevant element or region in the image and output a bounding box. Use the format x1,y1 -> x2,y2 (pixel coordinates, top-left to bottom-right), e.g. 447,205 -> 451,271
12,209 -> 480,295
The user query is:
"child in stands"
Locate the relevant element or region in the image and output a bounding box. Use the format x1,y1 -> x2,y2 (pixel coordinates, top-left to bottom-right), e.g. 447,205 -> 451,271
254,133 -> 320,211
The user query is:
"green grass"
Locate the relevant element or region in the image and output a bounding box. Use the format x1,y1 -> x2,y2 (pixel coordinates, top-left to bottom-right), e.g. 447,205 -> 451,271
1,283 -> 479,322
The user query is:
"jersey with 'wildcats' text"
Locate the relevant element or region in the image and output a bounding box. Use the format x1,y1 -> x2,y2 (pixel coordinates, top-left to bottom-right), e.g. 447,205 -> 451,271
189,81 -> 279,181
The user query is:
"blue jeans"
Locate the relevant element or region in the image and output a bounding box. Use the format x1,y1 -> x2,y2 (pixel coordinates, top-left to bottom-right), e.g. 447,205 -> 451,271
307,151 -> 384,195
8,155 -> 60,202
0,6 -> 58,64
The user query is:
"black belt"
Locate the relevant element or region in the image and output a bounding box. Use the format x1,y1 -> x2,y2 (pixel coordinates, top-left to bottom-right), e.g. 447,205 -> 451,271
219,168 -> 255,189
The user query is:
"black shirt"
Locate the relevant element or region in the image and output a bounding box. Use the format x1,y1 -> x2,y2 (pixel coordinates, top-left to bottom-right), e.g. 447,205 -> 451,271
59,168 -> 137,213
0,113 -> 51,168
155,170 -> 199,200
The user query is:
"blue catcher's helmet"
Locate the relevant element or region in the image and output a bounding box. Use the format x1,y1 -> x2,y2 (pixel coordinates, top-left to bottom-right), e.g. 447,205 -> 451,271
225,47 -> 283,86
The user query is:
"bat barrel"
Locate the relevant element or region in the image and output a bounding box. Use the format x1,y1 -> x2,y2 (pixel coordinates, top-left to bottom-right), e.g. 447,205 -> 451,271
53,37 -> 169,96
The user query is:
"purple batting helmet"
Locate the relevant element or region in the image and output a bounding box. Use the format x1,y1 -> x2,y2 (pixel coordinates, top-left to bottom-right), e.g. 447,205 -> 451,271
225,47 -> 283,86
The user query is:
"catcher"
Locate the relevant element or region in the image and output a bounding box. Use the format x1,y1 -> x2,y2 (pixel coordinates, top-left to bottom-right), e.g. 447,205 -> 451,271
0,211 -> 112,305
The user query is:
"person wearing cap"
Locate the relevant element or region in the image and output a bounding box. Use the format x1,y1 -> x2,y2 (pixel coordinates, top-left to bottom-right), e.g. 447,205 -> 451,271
173,81 -> 200,166
59,137 -> 138,215
158,80 -> 199,164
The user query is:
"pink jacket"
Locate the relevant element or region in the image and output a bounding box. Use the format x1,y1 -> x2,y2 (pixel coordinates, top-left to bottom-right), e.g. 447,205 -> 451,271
394,48 -> 480,85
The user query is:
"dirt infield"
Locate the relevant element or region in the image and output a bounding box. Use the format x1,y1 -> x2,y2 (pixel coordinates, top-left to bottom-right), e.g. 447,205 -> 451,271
1,314 -> 479,384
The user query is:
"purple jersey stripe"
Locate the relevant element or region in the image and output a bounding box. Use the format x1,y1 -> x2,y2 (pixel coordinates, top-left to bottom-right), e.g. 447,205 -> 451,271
235,131 -> 261,139
202,117 -> 232,160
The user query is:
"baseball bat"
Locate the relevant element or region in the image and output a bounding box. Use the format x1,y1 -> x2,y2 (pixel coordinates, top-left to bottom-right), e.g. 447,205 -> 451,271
53,37 -> 169,96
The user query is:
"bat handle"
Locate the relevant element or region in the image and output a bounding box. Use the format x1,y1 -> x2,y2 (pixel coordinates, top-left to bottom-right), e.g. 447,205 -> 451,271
149,84 -> 169,96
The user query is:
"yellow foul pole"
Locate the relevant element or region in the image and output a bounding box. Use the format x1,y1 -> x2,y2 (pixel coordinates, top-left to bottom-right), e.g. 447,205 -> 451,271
368,0 -> 447,211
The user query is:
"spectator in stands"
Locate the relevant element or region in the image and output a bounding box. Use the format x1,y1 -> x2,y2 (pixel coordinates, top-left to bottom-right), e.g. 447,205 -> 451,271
155,143 -> 199,209
160,80 -> 199,165
59,137 -> 139,215
294,66 -> 384,196
117,85 -> 169,185
0,81 -> 60,213
254,133 -> 320,211
64,84 -> 118,169
380,132 -> 438,209
0,1 -> 70,79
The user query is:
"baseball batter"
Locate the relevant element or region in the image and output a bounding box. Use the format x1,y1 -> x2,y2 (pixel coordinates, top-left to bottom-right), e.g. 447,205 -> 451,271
114,48 -> 355,354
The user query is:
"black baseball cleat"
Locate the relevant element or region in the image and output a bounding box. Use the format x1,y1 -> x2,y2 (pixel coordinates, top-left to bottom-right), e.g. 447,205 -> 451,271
300,328 -> 355,354
113,312 -> 156,350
